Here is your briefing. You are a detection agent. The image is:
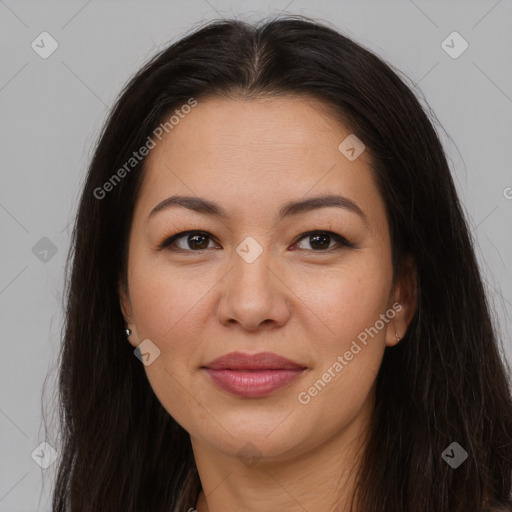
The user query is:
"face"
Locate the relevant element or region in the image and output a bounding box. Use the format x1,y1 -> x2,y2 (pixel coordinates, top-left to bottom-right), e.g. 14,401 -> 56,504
119,94 -> 414,463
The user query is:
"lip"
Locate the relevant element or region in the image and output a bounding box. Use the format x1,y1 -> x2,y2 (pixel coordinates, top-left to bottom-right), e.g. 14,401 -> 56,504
202,351 -> 307,398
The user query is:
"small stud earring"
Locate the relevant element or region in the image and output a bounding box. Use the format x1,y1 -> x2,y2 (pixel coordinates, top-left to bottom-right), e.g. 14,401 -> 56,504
125,328 -> 132,337
395,331 -> 400,342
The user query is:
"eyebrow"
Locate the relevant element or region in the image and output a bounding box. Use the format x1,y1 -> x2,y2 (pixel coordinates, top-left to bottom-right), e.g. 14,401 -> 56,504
146,194 -> 368,226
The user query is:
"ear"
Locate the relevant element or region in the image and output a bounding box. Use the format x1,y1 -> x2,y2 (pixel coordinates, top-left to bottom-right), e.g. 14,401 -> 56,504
385,254 -> 417,347
118,279 -> 139,348
118,278 -> 133,322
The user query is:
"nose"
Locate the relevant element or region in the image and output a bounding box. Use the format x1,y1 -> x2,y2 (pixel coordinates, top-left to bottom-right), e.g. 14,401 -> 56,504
216,244 -> 291,332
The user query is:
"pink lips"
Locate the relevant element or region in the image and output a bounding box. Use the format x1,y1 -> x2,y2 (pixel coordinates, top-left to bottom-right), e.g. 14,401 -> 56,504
202,351 -> 307,398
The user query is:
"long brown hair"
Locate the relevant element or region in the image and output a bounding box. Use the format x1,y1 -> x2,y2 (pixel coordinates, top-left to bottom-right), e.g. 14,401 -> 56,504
49,15 -> 512,511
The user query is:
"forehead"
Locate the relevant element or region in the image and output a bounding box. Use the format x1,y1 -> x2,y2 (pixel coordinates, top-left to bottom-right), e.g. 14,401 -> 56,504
146,94 -> 361,170
136,95 -> 386,229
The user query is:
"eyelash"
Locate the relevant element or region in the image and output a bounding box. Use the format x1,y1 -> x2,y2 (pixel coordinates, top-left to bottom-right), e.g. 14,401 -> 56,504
157,230 -> 355,253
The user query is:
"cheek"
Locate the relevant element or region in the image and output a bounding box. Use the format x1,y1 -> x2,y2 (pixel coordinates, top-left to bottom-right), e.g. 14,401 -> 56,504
127,260 -> 211,426
127,242 -> 393,434
292,255 -> 392,410
129,256 -> 214,343
293,280 -> 388,442
129,246 -> 392,365
293,256 -> 392,350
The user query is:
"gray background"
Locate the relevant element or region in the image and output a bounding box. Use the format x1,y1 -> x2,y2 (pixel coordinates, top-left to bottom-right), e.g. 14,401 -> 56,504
1,1 -> 511,510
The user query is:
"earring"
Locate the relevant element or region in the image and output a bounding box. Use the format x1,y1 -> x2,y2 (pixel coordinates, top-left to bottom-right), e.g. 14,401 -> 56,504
395,331 -> 400,342
125,328 -> 132,337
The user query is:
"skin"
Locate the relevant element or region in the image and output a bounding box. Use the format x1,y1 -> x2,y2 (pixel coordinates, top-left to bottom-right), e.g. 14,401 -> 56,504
119,95 -> 416,512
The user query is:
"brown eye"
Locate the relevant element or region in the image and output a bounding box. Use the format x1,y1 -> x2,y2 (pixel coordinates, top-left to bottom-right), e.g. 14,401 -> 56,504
293,231 -> 354,251
159,231 -> 219,251
158,230 -> 354,253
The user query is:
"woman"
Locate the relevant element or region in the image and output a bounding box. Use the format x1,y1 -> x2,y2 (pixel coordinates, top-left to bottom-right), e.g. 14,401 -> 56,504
50,15 -> 512,511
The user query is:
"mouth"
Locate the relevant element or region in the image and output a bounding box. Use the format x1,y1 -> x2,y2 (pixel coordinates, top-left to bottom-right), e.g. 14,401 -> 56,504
201,351 -> 307,398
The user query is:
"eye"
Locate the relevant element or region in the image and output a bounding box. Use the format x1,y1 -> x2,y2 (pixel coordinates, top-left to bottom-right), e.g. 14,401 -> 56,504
158,230 -> 219,252
292,231 -> 354,252
158,229 -> 354,253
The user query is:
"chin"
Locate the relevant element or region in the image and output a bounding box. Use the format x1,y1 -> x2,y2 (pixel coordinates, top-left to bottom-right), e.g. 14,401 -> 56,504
194,416 -> 311,462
